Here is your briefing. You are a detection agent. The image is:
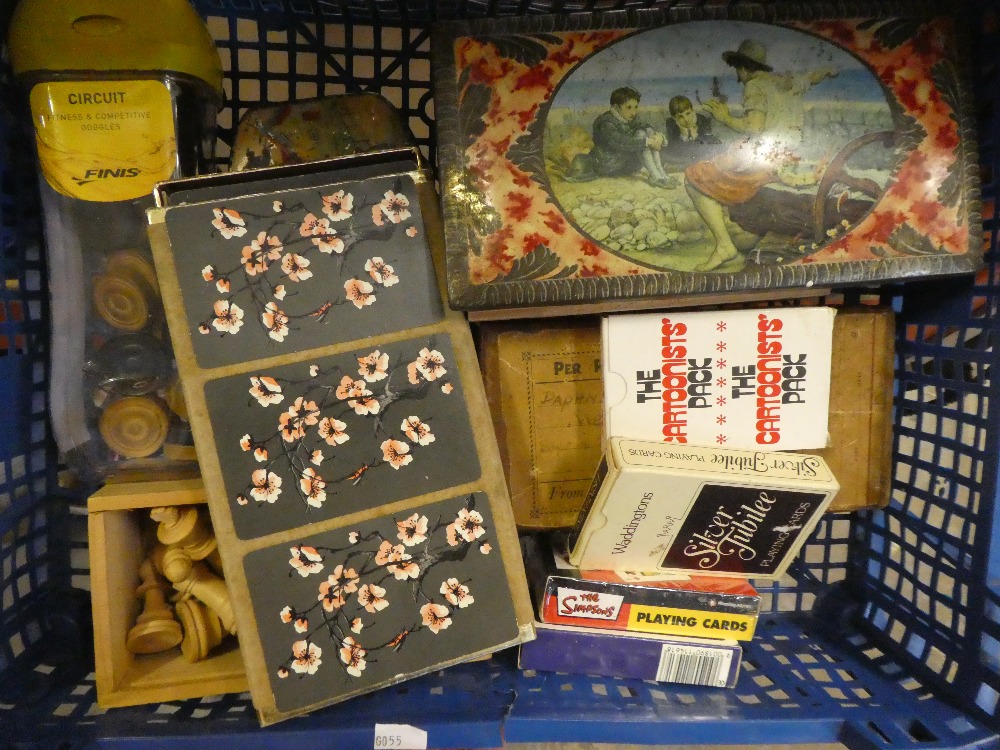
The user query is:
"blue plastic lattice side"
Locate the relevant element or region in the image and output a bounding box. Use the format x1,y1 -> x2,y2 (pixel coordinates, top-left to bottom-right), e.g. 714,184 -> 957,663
0,45 -> 53,517
69,656 -> 511,750
0,44 -> 61,698
505,617 -> 998,748
842,0 -> 1000,729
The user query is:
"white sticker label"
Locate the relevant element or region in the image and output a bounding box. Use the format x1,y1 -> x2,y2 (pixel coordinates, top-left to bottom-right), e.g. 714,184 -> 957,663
374,724 -> 428,750
555,587 -> 624,620
657,644 -> 733,687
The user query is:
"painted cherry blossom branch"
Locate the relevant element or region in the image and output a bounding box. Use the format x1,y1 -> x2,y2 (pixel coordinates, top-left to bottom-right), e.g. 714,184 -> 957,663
275,499 -> 491,680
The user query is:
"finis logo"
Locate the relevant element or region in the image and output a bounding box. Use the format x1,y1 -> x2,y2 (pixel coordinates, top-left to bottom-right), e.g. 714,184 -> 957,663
74,167 -> 141,185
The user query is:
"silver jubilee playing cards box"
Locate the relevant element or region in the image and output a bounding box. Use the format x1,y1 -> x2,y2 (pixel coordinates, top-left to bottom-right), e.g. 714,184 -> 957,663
569,438 -> 839,579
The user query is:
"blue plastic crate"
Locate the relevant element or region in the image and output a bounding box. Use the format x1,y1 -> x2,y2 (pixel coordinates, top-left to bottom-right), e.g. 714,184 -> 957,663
3,1 -> 1000,748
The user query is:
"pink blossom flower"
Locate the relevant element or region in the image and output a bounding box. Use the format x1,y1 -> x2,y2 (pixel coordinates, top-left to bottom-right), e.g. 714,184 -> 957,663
381,439 -> 412,469
449,508 -> 486,543
322,190 -> 354,221
279,410 -> 306,443
249,376 -> 283,406
339,637 -> 366,677
202,265 -> 215,281
441,578 -> 474,608
299,213 -> 328,237
406,226 -> 418,237
262,302 -> 290,342
388,559 -> 420,580
357,350 -> 389,382
290,397 -> 320,425
414,348 -> 446,381
280,606 -> 293,623
288,545 -> 324,577
318,565 -> 359,612
291,640 -> 321,674
374,190 -> 411,225
241,231 -> 282,274
357,583 -> 389,613
345,278 -> 376,309
336,376 -> 366,400
299,467 -> 327,508
401,416 -> 434,446
365,257 -> 398,287
211,300 -> 244,334
317,417 -> 349,446
212,207 -> 247,238
250,469 -> 282,503
313,230 -> 345,254
350,391 -> 379,416
375,540 -> 407,566
294,617 -> 309,633
281,252 -> 312,282
396,513 -> 428,546
420,602 -> 452,634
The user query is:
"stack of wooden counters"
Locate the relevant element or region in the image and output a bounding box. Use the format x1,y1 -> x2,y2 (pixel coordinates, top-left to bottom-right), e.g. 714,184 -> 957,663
91,248 -> 194,462
126,503 -> 236,663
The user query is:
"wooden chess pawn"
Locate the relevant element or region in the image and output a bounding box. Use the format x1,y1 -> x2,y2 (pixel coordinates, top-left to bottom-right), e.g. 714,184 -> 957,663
150,505 -> 223,573
154,544 -> 236,635
126,558 -> 183,655
174,597 -> 225,663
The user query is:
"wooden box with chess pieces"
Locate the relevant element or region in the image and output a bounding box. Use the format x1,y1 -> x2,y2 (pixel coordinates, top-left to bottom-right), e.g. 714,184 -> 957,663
88,478 -> 248,707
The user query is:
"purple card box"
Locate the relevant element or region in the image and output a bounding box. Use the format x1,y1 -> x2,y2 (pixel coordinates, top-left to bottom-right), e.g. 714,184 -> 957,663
518,622 -> 741,688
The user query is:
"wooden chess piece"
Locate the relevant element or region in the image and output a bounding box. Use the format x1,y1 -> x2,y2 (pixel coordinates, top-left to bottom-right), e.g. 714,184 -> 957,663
156,544 -> 236,635
150,505 -> 223,573
174,597 -> 225,663
126,558 -> 183,654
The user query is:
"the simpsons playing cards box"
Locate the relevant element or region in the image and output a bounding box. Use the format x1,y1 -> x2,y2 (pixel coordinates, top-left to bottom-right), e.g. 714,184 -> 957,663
603,307 -> 835,450
568,438 -> 839,578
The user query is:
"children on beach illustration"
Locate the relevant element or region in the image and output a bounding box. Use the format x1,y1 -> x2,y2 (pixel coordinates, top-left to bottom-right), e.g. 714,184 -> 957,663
566,86 -> 676,188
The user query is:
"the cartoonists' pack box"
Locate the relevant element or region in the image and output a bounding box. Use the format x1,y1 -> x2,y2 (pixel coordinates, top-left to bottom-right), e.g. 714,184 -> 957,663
568,438 -> 839,578
524,535 -> 760,641
603,307 -> 835,451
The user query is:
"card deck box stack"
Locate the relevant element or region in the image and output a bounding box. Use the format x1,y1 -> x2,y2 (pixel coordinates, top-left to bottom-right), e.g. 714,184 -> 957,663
5,1 -> 1000,748
518,534 -> 758,687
